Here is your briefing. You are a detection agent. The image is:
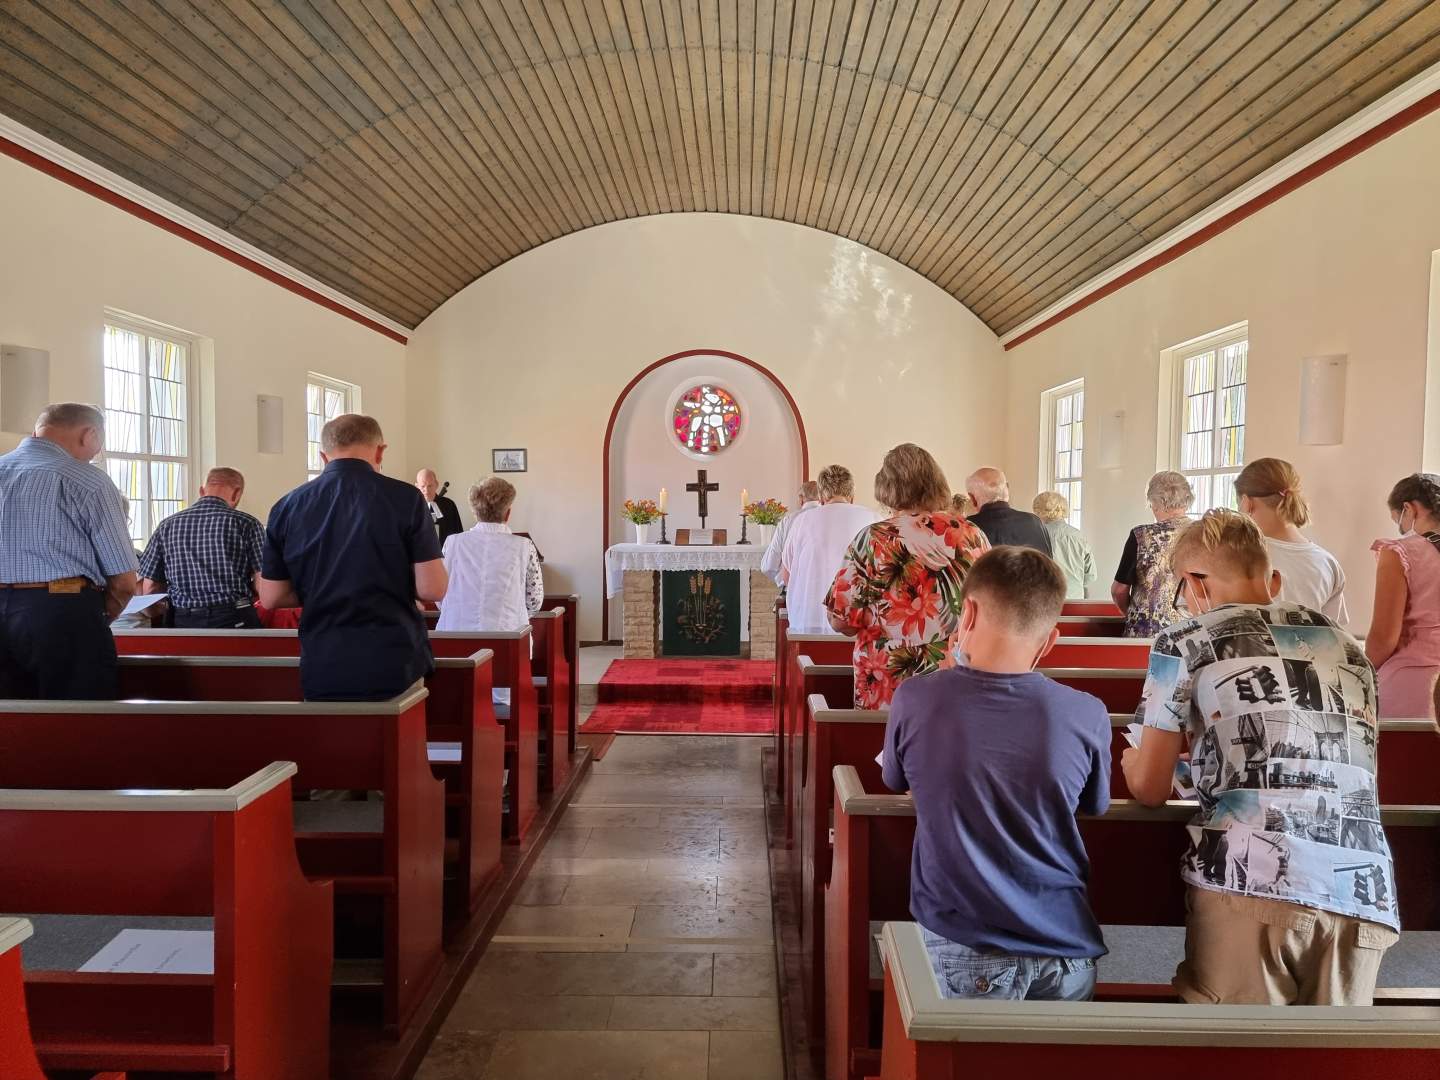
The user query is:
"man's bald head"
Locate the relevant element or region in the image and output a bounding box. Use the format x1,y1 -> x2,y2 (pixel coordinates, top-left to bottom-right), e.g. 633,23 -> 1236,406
966,467 -> 1009,509
416,469 -> 439,501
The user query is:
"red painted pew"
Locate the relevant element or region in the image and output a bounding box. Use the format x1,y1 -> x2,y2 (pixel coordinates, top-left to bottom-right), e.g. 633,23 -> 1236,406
1056,614 -> 1125,637
113,628 -> 300,656
1044,636 -> 1152,668
774,608 -> 789,798
114,651 -> 505,916
0,691 -> 440,1034
1,764 -> 332,1078
827,766 -> 1440,1080
783,634 -> 853,841
1062,600 -> 1122,618
543,593 -> 581,760
430,628 -> 540,840
0,920 -> 46,1080
530,609 -> 573,793
873,920 -> 1440,1080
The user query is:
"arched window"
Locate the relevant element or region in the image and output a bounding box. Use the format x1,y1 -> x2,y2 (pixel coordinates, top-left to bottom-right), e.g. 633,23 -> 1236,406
672,384 -> 742,455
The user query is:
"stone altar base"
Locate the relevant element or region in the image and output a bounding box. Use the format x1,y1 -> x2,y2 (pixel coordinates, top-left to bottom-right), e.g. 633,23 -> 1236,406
620,569 -> 779,661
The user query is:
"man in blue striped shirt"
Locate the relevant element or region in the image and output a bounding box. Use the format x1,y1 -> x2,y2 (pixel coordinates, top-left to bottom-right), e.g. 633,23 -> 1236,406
0,403 -> 138,699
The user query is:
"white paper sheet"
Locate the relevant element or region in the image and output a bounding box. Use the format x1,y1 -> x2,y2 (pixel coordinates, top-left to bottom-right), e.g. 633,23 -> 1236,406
1123,723 -> 1196,799
687,529 -> 714,545
79,929 -> 214,975
427,741 -> 462,763
120,593 -> 167,617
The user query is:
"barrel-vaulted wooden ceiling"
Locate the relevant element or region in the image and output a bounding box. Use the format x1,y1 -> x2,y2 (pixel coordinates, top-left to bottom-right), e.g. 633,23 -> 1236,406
2,2 -> 1439,333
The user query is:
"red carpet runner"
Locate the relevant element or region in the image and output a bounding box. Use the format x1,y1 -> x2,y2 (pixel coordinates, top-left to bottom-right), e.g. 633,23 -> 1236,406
582,659 -> 775,735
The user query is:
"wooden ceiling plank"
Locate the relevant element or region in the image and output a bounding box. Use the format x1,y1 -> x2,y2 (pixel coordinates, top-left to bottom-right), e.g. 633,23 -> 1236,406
676,0 -> 721,212
486,1 -> 624,222
830,0 -> 944,238
621,0 -> 693,211
815,0 -> 912,233
803,0 -> 887,228
645,0 -> 709,212
428,0 -> 597,233
597,0 -> 678,212
735,0 -> 758,215
746,0 -> 775,216
783,0 -> 842,224
900,0 -> 1067,274
769,0 -> 816,221
868,0 -> 1009,257
758,0 -> 796,219
700,0 -> 735,214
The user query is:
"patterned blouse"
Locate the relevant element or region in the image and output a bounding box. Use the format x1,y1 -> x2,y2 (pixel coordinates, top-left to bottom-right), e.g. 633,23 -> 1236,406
1116,518 -> 1189,638
823,511 -> 990,709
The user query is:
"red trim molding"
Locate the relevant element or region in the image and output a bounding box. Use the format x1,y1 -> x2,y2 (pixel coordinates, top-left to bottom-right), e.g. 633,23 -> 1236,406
0,135 -> 409,346
599,349 -> 810,641
1004,86 -> 1440,352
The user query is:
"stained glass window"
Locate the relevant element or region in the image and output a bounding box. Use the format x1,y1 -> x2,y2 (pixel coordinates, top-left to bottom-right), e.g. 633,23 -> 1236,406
1044,380 -> 1084,529
1173,329 -> 1248,513
672,384 -> 742,455
307,375 -> 357,479
103,318 -> 193,543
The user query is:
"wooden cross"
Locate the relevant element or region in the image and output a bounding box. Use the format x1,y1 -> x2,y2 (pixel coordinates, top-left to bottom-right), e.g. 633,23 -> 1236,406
686,469 -> 720,528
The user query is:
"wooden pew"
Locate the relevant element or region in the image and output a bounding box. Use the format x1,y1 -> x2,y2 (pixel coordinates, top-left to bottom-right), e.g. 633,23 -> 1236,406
783,633 -> 853,841
543,593 -> 581,759
114,652 -> 506,916
774,608 -> 789,798
873,920 -> 1440,1079
827,766 -> 1440,1080
1062,600 -> 1122,618
430,629 -> 540,841
1057,614 -> 1124,637
0,691 -> 440,1034
1,763 -> 332,1077
0,920 -> 45,1080
1044,636 -> 1152,668
530,609 -> 573,793
114,628 -> 300,656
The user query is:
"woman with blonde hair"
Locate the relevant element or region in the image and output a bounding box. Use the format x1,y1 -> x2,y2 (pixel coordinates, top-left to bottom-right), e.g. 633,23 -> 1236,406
1233,458 -> 1347,624
825,443 -> 989,708
1112,471 -> 1192,637
1032,491 -> 1095,600
1368,473 -> 1440,717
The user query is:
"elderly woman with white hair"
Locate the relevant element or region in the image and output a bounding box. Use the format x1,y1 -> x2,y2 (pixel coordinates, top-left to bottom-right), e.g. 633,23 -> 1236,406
1112,471 -> 1193,637
1033,492 -> 1095,600
437,477 -> 543,634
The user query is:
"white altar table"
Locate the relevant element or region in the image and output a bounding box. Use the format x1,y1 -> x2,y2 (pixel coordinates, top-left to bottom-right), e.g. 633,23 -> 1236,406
604,543 -> 777,660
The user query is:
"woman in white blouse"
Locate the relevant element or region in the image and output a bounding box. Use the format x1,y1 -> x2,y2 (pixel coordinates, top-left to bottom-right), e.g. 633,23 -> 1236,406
437,477 -> 544,634
1234,458 -> 1348,624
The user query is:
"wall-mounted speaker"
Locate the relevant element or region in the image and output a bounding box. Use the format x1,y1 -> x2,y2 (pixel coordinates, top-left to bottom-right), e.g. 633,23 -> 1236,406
1097,409 -> 1126,470
257,394 -> 284,454
0,345 -> 51,435
1299,355 -> 1347,445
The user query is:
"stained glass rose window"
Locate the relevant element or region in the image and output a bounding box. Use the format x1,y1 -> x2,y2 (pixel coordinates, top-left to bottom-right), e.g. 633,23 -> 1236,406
672,384 -> 742,455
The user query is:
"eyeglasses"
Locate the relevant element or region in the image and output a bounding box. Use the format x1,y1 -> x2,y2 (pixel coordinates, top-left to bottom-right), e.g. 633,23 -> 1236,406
1174,572 -> 1207,613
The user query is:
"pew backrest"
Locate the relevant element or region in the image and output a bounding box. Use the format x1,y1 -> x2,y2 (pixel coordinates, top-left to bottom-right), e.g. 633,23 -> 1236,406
0,919 -> 43,1080
113,629 -> 300,656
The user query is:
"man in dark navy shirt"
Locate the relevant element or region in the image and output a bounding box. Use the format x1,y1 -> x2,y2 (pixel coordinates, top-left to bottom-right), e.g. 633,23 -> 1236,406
259,414 -> 448,701
965,467 -> 1053,555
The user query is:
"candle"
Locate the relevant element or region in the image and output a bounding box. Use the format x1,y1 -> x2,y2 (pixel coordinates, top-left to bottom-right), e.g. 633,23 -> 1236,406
741,488 -> 749,513
658,487 -> 668,513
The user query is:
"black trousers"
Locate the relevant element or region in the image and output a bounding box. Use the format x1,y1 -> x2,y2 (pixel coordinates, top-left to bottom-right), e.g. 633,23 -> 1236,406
172,603 -> 262,630
0,588 -> 117,699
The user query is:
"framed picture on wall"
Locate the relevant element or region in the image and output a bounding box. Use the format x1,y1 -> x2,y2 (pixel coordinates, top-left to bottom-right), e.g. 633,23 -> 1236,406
492,448 -> 527,473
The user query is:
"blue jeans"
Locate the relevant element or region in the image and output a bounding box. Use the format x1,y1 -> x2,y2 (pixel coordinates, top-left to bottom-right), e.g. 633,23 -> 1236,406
920,927 -> 1098,1001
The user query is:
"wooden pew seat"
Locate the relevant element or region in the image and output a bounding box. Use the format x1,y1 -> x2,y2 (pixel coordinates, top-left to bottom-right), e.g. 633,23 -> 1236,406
874,921 -> 1440,1079
1,764 -> 332,1078
0,919 -> 45,1080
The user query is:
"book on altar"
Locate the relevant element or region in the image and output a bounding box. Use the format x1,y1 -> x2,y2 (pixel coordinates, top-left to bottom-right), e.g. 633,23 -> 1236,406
1122,723 -> 1196,799
79,929 -> 214,974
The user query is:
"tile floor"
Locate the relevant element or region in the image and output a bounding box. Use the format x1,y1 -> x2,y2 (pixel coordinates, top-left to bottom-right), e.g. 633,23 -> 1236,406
417,735 -> 782,1080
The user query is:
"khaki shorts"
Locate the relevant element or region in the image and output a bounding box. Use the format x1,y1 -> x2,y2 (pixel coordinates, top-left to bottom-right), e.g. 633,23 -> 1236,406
1174,886 -> 1398,1006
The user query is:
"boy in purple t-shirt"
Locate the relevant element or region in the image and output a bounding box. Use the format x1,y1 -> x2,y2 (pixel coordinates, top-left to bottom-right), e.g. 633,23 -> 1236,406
882,546 -> 1111,1000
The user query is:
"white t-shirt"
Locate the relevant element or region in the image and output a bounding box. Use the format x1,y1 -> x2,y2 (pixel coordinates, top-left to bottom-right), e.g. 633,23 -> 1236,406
1267,536 -> 1348,625
781,501 -> 878,632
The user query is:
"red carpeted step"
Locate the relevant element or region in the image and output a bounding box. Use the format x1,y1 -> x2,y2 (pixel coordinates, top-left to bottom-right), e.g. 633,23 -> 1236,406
595,659 -> 774,705
581,701 -> 773,735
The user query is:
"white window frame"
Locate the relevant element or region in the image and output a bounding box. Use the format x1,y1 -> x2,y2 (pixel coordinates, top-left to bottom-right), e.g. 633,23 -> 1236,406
1040,378 -> 1085,529
1159,323 -> 1249,514
102,312 -> 200,543
306,373 -> 359,479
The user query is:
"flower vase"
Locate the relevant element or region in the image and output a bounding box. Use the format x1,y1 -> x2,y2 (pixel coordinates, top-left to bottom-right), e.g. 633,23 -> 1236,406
634,522 -> 650,545
758,523 -> 774,546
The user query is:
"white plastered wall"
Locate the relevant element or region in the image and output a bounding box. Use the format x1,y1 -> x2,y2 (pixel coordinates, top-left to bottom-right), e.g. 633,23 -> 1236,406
1005,107 -> 1440,631
0,152 -> 408,521
405,214 -> 1007,640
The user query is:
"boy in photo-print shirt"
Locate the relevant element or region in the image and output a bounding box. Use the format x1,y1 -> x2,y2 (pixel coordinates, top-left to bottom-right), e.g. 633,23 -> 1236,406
1123,509 -> 1398,1006
882,546 -> 1111,1000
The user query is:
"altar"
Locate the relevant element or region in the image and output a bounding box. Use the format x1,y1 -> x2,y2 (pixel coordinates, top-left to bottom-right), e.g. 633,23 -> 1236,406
605,543 -> 779,660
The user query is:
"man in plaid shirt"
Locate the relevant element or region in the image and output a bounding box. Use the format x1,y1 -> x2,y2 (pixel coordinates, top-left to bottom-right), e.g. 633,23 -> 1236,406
139,467 -> 265,629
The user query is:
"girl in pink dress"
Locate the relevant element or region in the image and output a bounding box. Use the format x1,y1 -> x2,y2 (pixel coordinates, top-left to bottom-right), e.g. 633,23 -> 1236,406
1368,474 -> 1440,718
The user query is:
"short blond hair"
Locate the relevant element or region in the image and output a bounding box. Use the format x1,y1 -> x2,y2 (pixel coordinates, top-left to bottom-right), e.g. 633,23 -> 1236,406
1032,491 -> 1069,523
470,477 -> 517,523
950,491 -> 975,516
818,465 -> 854,501
1235,458 -> 1309,527
321,413 -> 383,453
1146,470 -> 1194,512
1169,509 -> 1271,579
874,444 -> 950,512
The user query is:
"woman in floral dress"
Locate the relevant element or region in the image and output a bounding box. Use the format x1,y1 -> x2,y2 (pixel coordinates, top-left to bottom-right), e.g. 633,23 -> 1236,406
1111,471 -> 1193,637
824,444 -> 990,708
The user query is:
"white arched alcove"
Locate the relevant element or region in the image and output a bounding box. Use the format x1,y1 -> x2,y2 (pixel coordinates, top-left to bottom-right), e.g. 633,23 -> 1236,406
607,352 -> 803,637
